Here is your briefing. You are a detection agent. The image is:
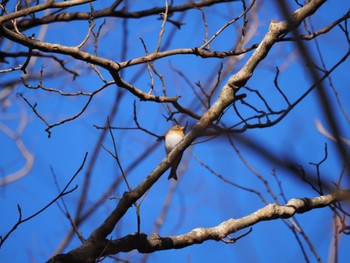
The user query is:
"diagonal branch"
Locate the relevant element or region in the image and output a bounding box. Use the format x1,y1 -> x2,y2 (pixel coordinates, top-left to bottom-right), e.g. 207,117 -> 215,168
47,1 -> 330,261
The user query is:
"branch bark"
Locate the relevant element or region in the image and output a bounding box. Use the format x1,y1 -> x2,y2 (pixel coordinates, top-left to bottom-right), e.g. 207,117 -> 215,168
48,190 -> 350,263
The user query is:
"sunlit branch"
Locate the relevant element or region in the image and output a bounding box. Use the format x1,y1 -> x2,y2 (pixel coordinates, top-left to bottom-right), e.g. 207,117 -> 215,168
50,191 -> 350,260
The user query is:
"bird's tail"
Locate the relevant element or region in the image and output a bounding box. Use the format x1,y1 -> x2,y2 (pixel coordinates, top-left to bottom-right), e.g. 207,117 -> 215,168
167,154 -> 182,180
168,169 -> 178,180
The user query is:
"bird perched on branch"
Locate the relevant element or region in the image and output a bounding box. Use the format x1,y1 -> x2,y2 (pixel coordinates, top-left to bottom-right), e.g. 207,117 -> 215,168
165,125 -> 185,180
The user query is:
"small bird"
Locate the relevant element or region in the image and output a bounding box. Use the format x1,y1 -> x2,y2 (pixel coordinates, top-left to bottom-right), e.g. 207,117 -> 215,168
165,125 -> 185,180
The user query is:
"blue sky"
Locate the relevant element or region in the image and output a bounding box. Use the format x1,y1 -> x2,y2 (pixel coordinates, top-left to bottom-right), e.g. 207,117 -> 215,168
1,1 -> 349,262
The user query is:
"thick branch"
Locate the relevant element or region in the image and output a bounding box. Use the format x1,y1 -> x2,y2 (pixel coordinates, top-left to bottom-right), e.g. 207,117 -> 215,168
48,190 -> 350,263
112,190 -> 350,253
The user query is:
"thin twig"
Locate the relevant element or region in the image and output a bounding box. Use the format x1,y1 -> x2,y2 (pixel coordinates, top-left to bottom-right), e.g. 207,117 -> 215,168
0,152 -> 88,248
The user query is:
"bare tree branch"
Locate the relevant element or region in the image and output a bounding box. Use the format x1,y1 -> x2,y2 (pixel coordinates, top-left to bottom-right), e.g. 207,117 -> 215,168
48,190 -> 350,262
